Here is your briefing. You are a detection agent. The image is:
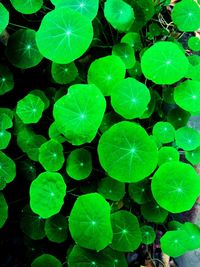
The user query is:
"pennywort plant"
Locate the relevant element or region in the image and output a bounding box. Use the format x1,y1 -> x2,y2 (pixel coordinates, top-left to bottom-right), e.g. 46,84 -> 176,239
0,0 -> 200,266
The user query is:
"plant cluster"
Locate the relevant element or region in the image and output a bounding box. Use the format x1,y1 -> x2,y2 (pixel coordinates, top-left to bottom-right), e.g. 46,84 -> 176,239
0,0 -> 200,266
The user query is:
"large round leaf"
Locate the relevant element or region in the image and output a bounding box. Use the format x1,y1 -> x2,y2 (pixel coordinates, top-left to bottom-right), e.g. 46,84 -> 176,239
87,55 -> 126,96
66,148 -> 92,180
53,84 -> 106,145
151,162 -> 200,213
36,7 -> 93,64
0,193 -> 8,228
141,41 -> 189,84
174,80 -> 200,113
30,172 -> 66,218
6,29 -> 43,69
0,3 -> 9,34
69,193 -> 113,251
110,210 -> 141,252
39,139 -> 64,171
31,254 -> 62,267
171,0 -> 200,32
111,78 -> 150,119
0,151 -> 16,184
0,65 -> 14,95
16,94 -> 45,124
50,0 -> 99,20
98,121 -> 158,183
10,0 -> 43,14
104,0 -> 134,32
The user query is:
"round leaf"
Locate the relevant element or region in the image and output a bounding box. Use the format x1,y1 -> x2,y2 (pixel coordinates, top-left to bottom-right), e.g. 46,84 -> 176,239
31,254 -> 62,267
16,94 -> 44,124
36,7 -> 93,64
141,200 -> 168,223
158,146 -> 180,166
98,121 -> 158,183
188,36 -> 200,52
30,172 -> 66,218
141,225 -> 156,245
174,80 -> 200,113
110,210 -> 142,252
152,121 -> 175,144
104,0 -> 135,32
0,3 -> 9,34
53,84 -> 106,145
6,29 -> 43,69
0,65 -> 14,96
69,193 -> 113,251
39,139 -> 64,171
87,55 -> 126,96
111,78 -> 151,119
0,193 -> 8,228
51,62 -> 78,84
171,0 -> 200,32
66,148 -> 92,180
128,179 -> 151,205
10,0 -> 43,14
185,146 -> 200,165
0,151 -> 16,184
97,176 -> 125,201
141,41 -> 189,84
112,43 -> 136,69
175,126 -> 200,151
50,0 -> 99,20
45,214 -> 68,243
151,162 -> 200,213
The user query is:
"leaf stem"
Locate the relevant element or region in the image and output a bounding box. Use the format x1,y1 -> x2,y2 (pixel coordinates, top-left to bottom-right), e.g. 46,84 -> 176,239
9,23 -> 28,29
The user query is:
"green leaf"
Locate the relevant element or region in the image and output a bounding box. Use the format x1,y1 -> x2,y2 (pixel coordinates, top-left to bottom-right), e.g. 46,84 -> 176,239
97,176 -> 125,201
66,148 -> 92,180
121,32 -> 142,51
0,65 -> 14,96
188,36 -> 200,52
53,84 -> 106,145
174,80 -> 200,114
16,93 -> 45,124
171,0 -> 200,32
48,122 -> 66,143
151,162 -> 200,213
141,200 -> 168,223
6,29 -> 43,69
167,107 -> 190,129
36,7 -> 93,64
10,0 -> 43,14
0,113 -> 13,149
112,43 -> 136,69
31,254 -> 62,267
39,139 -> 64,171
152,121 -> 175,144
20,205 -> 46,240
0,192 -> 8,228
68,245 -> 114,267
185,146 -> 200,165
98,121 -> 158,183
0,3 -> 9,34
87,55 -> 126,96
104,0 -> 135,32
110,210 -> 141,252
160,230 -> 188,257
158,146 -> 180,166
100,111 -> 122,133
180,222 -> 200,251
45,214 -> 68,243
128,179 -> 151,205
141,41 -> 189,84
50,0 -> 99,20
141,225 -> 156,245
0,151 -> 16,184
175,126 -> 200,151
69,193 -> 113,251
111,78 -> 151,119
30,172 -> 66,218
51,62 -> 78,85
30,89 -> 50,110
